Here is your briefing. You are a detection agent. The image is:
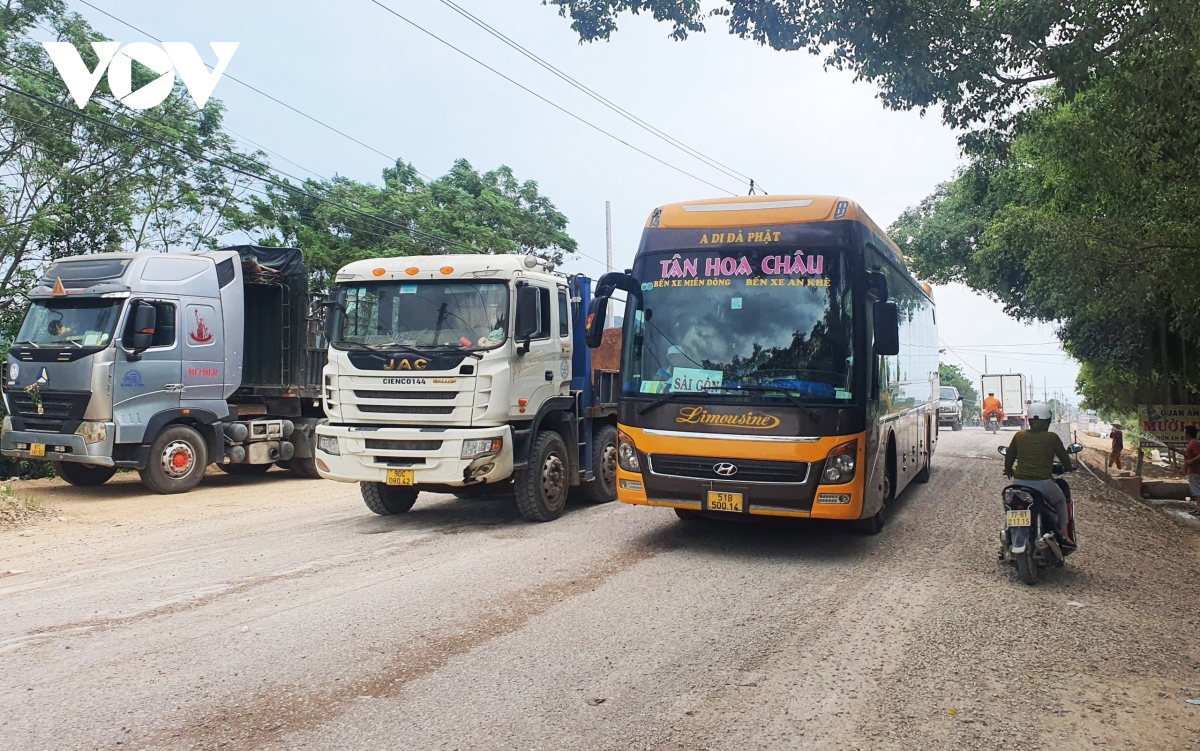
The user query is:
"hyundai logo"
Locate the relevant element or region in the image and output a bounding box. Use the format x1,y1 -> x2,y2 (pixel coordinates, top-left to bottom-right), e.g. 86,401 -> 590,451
713,462 -> 739,477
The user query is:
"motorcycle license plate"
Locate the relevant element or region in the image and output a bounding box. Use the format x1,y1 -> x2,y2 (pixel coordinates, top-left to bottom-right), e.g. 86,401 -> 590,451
707,491 -> 743,512
29,443 -> 45,457
386,469 -> 414,486
1007,509 -> 1031,527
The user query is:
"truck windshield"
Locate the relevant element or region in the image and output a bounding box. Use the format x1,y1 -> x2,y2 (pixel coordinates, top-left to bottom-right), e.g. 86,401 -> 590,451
16,299 -> 123,348
624,247 -> 854,403
940,388 -> 957,400
331,281 -> 509,351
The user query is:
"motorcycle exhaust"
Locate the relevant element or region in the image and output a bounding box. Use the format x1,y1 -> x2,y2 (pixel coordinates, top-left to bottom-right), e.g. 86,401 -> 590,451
1042,533 -> 1064,562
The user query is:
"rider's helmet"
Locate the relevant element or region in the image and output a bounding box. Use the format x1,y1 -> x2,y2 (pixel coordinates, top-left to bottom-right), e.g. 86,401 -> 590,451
1028,402 -> 1052,422
987,391 -> 994,396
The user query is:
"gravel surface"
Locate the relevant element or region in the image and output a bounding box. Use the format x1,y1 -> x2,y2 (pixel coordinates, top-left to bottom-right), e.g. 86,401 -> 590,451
1,429 -> 1199,750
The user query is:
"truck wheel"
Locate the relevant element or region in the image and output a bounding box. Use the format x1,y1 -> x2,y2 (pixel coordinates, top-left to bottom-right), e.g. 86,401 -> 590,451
279,457 -> 323,479
953,420 -> 963,431
576,424 -> 617,504
138,425 -> 208,495
53,461 -> 116,487
514,430 -> 570,522
361,482 -> 418,515
218,463 -> 272,476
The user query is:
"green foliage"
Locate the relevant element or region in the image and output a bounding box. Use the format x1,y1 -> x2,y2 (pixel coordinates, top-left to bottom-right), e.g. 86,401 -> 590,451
939,363 -> 979,418
546,0 -> 1187,130
232,159 -> 577,290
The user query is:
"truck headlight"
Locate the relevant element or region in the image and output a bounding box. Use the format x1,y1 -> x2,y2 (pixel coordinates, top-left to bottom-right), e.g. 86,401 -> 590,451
617,430 -> 640,472
317,434 -> 341,455
75,421 -> 108,445
461,437 -> 503,459
821,440 -> 857,484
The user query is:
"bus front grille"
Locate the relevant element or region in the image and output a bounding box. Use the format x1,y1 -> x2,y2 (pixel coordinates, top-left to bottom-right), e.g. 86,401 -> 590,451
648,454 -> 811,484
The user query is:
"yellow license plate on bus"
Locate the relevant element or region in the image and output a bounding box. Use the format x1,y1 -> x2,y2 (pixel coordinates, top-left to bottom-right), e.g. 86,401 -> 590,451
707,491 -> 743,513
1007,509 -> 1031,527
29,443 -> 45,457
386,469 -> 414,486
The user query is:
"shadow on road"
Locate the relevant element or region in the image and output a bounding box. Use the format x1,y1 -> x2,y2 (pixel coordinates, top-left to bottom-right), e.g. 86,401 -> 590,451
347,490 -> 608,535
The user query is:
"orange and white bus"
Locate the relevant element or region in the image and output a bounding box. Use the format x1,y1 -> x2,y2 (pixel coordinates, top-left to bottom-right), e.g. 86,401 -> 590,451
585,195 -> 938,532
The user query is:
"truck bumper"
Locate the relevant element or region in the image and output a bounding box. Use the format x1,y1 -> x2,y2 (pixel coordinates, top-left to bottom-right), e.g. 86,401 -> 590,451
1,423 -> 116,467
314,425 -> 514,487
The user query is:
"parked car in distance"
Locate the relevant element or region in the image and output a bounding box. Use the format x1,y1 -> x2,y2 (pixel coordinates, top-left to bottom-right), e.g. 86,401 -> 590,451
939,386 -> 964,431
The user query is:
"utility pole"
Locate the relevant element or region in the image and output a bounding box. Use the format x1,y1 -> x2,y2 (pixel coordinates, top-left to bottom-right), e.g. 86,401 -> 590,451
984,355 -> 988,374
605,201 -> 614,329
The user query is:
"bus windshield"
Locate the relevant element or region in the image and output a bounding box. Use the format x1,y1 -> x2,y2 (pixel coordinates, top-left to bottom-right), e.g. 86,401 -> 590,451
16,299 -> 123,349
331,281 -> 509,352
623,247 -> 854,403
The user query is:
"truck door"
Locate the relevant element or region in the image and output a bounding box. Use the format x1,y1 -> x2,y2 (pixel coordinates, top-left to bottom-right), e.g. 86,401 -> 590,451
113,299 -> 181,444
512,283 -> 557,416
555,286 -> 572,396
181,301 -> 225,405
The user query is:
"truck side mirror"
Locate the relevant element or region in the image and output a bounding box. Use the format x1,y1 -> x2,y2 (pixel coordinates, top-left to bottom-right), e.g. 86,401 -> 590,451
128,303 -> 157,359
873,301 -> 900,356
584,297 -> 608,349
514,285 -> 539,354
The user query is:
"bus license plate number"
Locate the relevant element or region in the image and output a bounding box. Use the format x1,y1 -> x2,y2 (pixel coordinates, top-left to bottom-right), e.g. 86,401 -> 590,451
29,443 -> 45,457
1007,509 -> 1031,527
386,469 -> 414,486
707,491 -> 743,513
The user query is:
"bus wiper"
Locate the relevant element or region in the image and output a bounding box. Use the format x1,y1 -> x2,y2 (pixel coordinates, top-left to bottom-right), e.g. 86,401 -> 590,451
702,385 -> 819,421
638,390 -> 685,416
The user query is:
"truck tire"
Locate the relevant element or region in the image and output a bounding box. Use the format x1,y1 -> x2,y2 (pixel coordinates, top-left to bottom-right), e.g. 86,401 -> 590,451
514,430 -> 570,522
218,463 -> 272,476
53,461 -> 116,487
953,420 -> 963,431
138,425 -> 208,495
361,482 -> 418,515
575,424 -> 617,504
279,457 -> 323,479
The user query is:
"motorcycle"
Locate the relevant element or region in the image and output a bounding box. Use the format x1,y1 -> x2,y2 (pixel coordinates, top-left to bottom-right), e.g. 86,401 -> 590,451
997,442 -> 1085,585
987,413 -> 1001,433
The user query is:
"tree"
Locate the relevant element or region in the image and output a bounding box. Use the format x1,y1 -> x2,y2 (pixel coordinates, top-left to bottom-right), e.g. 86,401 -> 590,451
545,0 -> 1191,130
232,159 -> 578,290
939,363 -> 978,419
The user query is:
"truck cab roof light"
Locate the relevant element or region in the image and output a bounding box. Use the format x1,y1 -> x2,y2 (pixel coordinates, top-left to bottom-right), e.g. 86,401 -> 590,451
406,268 -> 420,276
440,266 -> 454,275
372,268 -> 386,277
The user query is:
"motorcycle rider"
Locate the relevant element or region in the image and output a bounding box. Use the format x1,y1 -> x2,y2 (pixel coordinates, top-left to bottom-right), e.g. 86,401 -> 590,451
982,391 -> 1005,426
1003,402 -> 1076,546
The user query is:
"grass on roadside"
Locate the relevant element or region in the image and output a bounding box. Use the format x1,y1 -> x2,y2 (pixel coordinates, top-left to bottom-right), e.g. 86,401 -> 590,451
0,482 -> 51,527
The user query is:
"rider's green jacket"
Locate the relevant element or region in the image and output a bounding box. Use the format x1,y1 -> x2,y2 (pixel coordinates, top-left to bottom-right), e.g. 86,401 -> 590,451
1005,424 -> 1073,481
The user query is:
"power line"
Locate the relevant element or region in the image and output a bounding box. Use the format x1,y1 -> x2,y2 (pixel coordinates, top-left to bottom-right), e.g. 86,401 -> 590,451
73,0 -> 437,182
433,0 -> 762,192
365,0 -> 740,197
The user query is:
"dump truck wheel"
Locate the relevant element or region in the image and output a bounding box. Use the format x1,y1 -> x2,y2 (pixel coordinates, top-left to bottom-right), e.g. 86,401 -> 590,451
138,425 -> 207,494
360,482 -> 418,515
514,430 -> 569,522
280,456 -> 322,478
576,425 -> 617,504
53,461 -> 116,487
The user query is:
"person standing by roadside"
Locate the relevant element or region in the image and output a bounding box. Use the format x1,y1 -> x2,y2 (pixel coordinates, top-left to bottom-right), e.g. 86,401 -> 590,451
1108,421 -> 1124,471
1184,426 -> 1200,516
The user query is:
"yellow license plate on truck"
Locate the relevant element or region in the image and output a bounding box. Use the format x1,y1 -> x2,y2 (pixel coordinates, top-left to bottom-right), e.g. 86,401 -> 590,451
707,491 -> 743,512
386,469 -> 414,486
1007,509 -> 1031,527
29,443 -> 45,457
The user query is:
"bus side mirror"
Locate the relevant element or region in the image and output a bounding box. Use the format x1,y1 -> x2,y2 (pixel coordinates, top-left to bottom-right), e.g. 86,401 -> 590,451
585,297 -> 608,349
873,301 -> 900,356
129,303 -> 157,358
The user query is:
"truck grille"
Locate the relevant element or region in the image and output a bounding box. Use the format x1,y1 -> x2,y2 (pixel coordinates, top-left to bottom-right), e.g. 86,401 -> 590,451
364,439 -> 443,451
648,455 -> 811,484
356,404 -> 455,415
9,394 -> 75,419
353,390 -> 457,400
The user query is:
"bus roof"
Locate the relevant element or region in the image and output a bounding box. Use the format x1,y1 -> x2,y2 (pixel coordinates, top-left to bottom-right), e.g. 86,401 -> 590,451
647,195 -> 907,269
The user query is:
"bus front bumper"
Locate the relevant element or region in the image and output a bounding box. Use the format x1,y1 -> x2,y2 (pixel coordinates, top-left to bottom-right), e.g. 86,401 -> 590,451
313,424 -> 513,487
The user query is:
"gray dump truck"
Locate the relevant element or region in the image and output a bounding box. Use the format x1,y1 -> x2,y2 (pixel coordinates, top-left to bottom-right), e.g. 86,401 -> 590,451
1,246 -> 326,493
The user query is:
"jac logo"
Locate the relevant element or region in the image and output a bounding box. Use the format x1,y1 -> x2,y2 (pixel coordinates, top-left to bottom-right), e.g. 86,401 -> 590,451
43,41 -> 239,110
383,358 -> 428,371
188,368 -> 219,377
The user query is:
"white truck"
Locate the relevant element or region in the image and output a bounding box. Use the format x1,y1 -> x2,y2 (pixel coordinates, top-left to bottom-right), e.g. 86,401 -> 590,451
314,254 -> 619,521
980,373 -> 1029,429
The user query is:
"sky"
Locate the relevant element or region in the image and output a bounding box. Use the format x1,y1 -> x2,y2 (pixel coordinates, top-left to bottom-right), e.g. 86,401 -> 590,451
66,0 -> 1081,403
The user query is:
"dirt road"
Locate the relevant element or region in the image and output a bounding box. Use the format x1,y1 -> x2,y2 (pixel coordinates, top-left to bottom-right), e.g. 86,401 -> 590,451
2,429 -> 1200,750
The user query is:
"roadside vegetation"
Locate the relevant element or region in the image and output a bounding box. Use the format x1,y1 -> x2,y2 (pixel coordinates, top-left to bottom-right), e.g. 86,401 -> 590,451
552,0 -> 1200,414
0,481 -> 50,526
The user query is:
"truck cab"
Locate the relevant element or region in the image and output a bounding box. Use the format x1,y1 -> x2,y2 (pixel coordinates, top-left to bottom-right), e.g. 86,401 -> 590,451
938,386 -> 963,431
1,248 -> 326,493
315,254 -> 618,521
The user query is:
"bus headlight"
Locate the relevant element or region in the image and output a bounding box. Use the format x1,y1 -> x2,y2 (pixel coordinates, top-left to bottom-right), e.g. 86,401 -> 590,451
75,421 -> 108,445
617,430 -> 640,472
821,440 -> 857,484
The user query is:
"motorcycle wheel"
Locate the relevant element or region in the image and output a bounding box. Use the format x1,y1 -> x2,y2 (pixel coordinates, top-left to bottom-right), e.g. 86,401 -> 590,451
1015,551 -> 1039,585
